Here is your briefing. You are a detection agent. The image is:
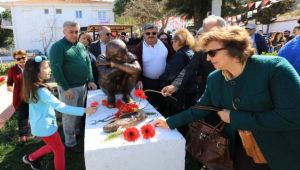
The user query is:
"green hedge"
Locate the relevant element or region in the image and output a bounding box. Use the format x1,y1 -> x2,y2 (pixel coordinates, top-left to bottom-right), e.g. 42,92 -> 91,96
0,62 -> 15,76
262,51 -> 278,56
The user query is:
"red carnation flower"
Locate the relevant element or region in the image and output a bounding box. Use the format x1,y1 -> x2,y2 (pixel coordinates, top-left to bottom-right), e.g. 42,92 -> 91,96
123,127 -> 140,142
141,124 -> 156,139
134,89 -> 147,99
0,76 -> 5,83
116,99 -> 125,108
90,101 -> 99,107
120,104 -> 131,113
102,100 -> 108,107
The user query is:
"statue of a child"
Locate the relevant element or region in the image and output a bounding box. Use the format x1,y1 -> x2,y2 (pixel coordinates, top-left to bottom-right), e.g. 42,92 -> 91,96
97,39 -> 141,108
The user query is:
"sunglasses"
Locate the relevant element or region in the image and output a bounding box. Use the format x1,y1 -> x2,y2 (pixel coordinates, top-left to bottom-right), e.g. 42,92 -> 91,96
16,57 -> 27,61
145,32 -> 157,36
160,38 -> 168,41
204,48 -> 226,58
105,33 -> 112,36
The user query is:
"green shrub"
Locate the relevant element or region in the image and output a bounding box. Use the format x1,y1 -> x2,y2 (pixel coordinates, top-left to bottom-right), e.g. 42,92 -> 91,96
262,51 -> 278,56
0,62 -> 15,76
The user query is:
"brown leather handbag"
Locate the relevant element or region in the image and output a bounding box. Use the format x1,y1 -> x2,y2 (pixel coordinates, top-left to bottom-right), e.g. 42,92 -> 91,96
186,106 -> 235,170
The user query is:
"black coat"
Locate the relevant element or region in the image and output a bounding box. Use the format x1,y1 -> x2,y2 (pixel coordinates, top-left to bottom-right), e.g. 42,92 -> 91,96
160,46 -> 198,112
89,40 -> 101,58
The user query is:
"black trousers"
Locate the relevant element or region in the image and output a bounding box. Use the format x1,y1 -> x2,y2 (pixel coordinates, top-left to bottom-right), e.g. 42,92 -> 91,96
15,102 -> 29,137
141,76 -> 166,114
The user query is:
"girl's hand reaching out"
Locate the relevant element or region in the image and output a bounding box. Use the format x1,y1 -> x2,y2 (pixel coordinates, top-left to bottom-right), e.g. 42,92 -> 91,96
85,107 -> 97,116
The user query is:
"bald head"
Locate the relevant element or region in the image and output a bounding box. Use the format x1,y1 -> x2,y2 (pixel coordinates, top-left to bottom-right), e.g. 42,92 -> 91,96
99,26 -> 112,43
202,15 -> 226,32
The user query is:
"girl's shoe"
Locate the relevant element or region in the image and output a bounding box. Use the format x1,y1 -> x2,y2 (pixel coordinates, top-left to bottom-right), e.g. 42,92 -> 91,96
22,155 -> 41,170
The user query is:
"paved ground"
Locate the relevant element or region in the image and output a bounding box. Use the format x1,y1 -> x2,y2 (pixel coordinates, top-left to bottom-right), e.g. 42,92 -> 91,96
0,80 -> 14,129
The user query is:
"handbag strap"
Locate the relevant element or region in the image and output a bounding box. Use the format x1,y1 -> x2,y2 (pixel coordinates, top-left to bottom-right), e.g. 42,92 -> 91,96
215,121 -> 226,130
191,105 -> 225,132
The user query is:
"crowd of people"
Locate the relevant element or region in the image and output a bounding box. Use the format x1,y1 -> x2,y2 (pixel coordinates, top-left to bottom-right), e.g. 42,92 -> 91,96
264,26 -> 300,52
5,15 -> 300,170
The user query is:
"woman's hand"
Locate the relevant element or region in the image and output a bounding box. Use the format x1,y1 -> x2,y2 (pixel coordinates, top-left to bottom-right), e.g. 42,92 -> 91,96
153,119 -> 170,128
135,81 -> 143,90
7,86 -> 13,92
85,107 -> 97,116
110,61 -> 116,68
88,82 -> 98,90
217,109 -> 231,123
161,85 -> 177,97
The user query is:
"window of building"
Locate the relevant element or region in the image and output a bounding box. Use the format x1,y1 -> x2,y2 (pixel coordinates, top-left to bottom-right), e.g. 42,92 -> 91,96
56,9 -> 62,14
98,11 -> 107,20
44,9 -> 49,14
76,10 -> 82,18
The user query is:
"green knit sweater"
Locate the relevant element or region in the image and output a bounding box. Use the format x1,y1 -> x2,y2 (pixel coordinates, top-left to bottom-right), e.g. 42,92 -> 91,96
167,55 -> 300,170
50,37 -> 93,90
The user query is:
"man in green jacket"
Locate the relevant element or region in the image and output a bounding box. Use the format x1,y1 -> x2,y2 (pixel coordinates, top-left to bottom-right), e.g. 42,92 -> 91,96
50,21 -> 97,152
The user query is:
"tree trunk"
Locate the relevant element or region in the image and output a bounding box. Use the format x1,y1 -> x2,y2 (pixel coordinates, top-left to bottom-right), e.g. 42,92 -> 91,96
192,0 -> 211,30
193,1 -> 202,29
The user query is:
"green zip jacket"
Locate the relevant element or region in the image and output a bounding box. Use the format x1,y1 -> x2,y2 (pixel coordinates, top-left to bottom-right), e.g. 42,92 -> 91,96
49,37 -> 94,90
167,55 -> 300,170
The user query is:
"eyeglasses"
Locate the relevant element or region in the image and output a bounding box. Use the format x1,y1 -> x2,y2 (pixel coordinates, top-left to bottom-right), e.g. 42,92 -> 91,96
204,48 -> 226,58
145,32 -> 157,36
34,55 -> 47,63
105,33 -> 112,36
16,57 -> 27,61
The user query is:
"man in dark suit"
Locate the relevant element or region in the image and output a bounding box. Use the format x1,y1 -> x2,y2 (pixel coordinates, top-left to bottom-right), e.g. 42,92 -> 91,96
89,26 -> 112,58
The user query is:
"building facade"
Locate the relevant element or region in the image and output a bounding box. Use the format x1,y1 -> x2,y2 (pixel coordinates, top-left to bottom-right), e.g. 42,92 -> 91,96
0,0 -> 114,54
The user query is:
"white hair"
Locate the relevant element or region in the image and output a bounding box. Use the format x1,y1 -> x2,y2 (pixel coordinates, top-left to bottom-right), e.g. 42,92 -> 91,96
63,21 -> 80,30
203,15 -> 226,27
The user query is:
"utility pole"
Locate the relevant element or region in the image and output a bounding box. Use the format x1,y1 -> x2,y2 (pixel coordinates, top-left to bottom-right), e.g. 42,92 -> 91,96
212,0 -> 222,16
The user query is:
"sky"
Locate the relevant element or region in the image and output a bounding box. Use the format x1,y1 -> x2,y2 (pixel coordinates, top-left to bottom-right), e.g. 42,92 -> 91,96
0,7 -> 5,13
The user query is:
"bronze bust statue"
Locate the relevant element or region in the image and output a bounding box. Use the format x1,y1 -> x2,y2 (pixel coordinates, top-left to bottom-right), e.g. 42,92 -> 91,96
97,39 -> 141,108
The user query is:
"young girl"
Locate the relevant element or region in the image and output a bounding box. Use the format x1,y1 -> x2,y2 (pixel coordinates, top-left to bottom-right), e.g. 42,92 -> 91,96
21,56 -> 97,170
7,50 -> 29,144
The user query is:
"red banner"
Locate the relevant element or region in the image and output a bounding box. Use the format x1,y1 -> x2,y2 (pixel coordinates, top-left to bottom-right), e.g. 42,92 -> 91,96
262,0 -> 270,6
248,2 -> 255,10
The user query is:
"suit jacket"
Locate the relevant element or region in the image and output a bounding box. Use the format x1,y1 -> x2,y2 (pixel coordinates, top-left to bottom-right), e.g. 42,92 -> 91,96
167,55 -> 300,170
89,40 -> 101,58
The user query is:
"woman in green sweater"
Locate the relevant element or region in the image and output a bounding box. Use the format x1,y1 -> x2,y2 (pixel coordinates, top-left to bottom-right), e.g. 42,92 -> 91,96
155,26 -> 300,170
